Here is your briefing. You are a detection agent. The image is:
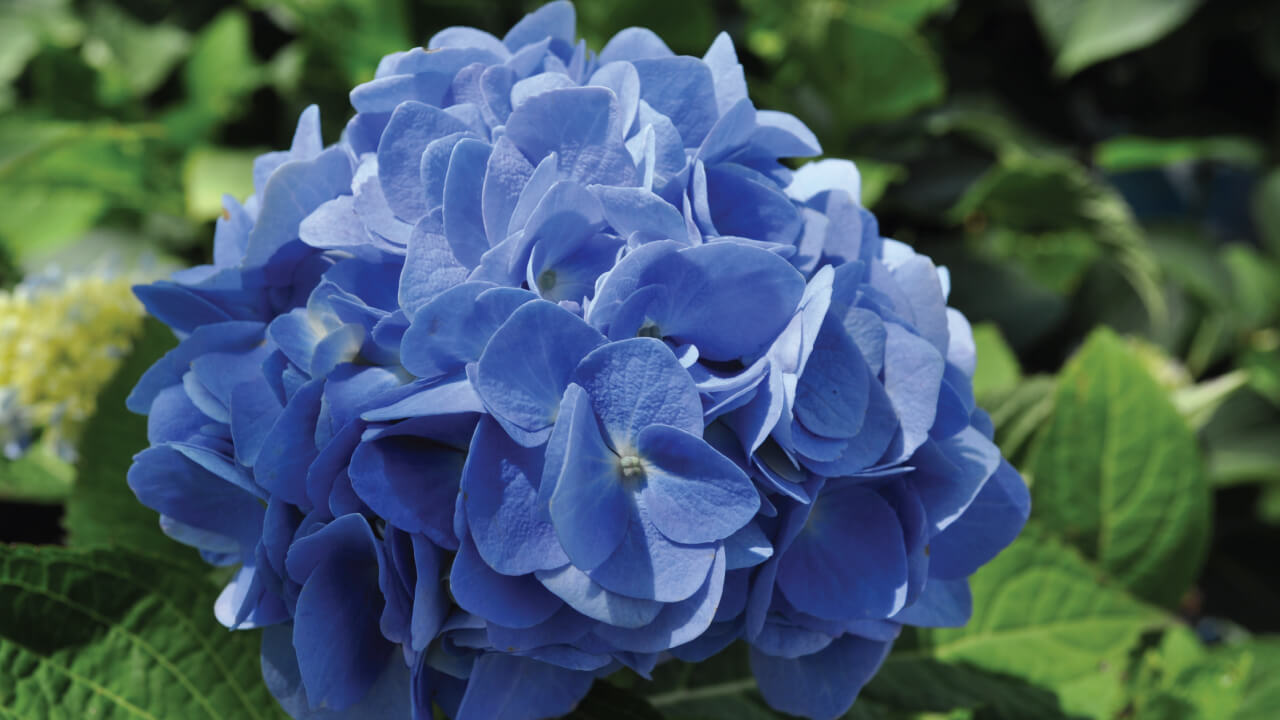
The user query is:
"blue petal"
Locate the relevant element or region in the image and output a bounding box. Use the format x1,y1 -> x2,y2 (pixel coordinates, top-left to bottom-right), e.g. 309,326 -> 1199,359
751,110 -> 822,159
786,158 -> 861,203
256,378 -> 325,507
420,132 -> 470,212
776,485 -> 908,621
128,321 -> 264,414
502,0 -> 575,52
474,300 -> 605,445
287,515 -> 396,711
411,534 -> 448,652
349,431 -> 465,548
631,57 -> 718,147
893,577 -> 972,627
641,243 -> 806,361
534,563 -> 662,629
587,510 -> 716,603
485,604 -> 593,653
504,87 -> 636,185
442,138 -> 493,268
883,323 -> 945,458
402,283 -> 536,380
464,416 -> 569,575
127,446 -> 264,550
637,424 -> 758,544
794,315 -> 871,440
133,282 -> 231,334
399,219 -> 469,316
481,136 -> 534,246
592,185 -> 687,244
571,337 -> 703,450
702,32 -> 749,114
927,459 -> 1029,579
455,653 -> 593,720
697,98 -> 757,165
705,164 -> 802,245
243,148 -> 353,285
750,634 -> 893,720
511,72 -> 577,109
593,547 -> 726,652
429,26 -> 509,56
377,101 -> 473,222
588,61 -> 641,136
261,623 -> 411,720
450,535 -> 563,628
910,426 -> 1002,535
599,27 -> 674,64
547,384 -> 631,571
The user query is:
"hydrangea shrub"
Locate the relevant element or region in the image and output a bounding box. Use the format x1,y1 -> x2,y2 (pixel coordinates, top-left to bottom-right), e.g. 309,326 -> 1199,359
125,3 -> 1030,718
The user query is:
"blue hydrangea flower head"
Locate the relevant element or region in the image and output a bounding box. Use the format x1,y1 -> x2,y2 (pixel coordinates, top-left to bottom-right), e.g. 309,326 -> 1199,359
125,3 -> 1029,719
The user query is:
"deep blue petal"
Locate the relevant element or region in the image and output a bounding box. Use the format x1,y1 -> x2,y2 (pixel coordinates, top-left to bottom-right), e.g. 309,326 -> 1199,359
349,431 -> 464,548
776,485 -> 908,621
451,534 -> 563,628
455,653 -> 593,720
750,634 -> 894,720
927,459 -> 1029,579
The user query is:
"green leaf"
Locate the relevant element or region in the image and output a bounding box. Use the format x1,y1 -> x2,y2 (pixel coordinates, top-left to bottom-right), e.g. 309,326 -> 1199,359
1027,327 -> 1212,605
902,529 -> 1168,718
0,545 -> 284,719
1028,0 -> 1206,77
864,655 -> 1071,719
63,317 -> 196,567
0,118 -> 167,259
1132,631 -> 1280,720
1094,135 -> 1265,172
832,11 -> 946,127
81,5 -> 189,105
984,375 -> 1056,463
165,9 -> 263,145
183,147 -> 258,221
0,444 -> 73,505
950,154 -> 1167,330
971,323 -> 1021,401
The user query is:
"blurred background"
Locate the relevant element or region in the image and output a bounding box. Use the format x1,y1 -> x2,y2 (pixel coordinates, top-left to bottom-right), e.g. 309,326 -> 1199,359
1,0 -> 1278,715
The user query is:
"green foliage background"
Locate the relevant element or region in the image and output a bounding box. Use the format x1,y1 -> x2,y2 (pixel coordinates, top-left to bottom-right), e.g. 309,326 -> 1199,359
2,0 -> 1279,718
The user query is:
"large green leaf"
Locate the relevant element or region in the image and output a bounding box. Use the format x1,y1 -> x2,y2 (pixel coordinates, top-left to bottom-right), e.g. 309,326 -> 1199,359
1131,628 -> 1280,720
1028,0 -> 1206,77
1027,328 -> 1211,606
62,317 -> 195,567
0,545 -> 283,719
0,118 -> 169,259
82,4 -> 189,106
904,530 -> 1168,718
971,322 -> 1022,402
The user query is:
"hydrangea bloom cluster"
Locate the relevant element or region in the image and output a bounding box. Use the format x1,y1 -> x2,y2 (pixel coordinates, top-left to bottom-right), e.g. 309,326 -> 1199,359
1,267 -> 145,459
125,4 -> 1029,719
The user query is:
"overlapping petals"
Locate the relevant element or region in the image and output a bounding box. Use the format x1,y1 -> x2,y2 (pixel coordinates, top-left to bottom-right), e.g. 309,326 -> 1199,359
124,3 -> 1028,719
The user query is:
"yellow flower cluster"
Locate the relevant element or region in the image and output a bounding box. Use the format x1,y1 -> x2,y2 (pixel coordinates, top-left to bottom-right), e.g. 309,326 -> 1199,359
0,271 -> 145,455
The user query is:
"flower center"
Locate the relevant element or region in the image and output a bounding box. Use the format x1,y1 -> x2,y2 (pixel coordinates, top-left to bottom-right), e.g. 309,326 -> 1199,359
618,453 -> 645,480
536,269 -> 557,292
